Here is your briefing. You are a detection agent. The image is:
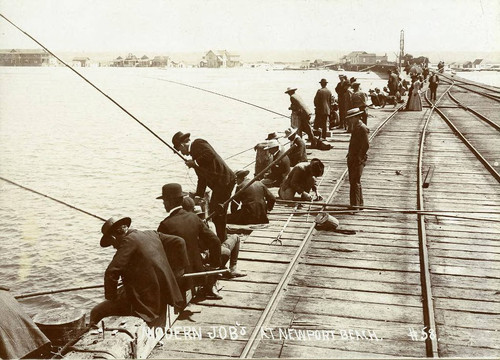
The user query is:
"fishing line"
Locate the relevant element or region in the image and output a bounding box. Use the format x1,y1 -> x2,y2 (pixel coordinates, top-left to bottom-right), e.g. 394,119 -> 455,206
0,177 -> 106,221
0,13 -> 187,162
146,76 -> 290,119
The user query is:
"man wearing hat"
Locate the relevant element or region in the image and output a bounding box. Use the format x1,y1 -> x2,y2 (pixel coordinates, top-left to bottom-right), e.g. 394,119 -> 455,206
261,139 -> 291,188
228,169 -> 276,225
172,131 -> 236,243
157,183 -> 223,299
346,108 -> 370,210
335,74 -> 351,131
90,216 -> 189,327
314,79 -> 332,140
285,127 -> 307,167
350,82 -> 368,128
285,87 -> 317,148
278,158 -> 325,201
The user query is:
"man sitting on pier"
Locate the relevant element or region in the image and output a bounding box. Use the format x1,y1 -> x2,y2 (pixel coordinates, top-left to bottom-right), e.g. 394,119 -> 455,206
90,216 -> 189,327
278,158 -> 325,201
285,127 -> 307,167
157,183 -> 223,300
261,139 -> 291,188
228,169 -> 276,225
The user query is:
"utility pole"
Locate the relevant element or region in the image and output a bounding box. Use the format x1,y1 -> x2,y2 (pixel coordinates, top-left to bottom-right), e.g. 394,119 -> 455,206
399,29 -> 405,71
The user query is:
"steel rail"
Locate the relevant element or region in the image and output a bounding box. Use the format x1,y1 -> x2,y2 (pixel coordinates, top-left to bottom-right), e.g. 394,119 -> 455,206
431,88 -> 500,182
417,87 -> 456,357
446,92 -> 500,131
439,77 -> 500,103
239,104 -> 405,358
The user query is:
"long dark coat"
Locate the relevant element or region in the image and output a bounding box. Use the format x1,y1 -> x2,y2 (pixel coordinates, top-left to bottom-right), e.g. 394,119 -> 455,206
288,136 -> 307,167
158,208 -> 221,274
229,179 -> 276,224
104,229 -> 188,325
190,138 -> 236,197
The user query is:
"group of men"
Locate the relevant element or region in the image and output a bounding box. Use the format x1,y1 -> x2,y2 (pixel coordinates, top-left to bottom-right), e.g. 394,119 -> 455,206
90,78 -> 371,329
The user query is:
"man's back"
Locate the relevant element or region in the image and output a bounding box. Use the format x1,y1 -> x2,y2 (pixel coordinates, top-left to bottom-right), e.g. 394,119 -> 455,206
190,138 -> 235,195
314,87 -> 332,115
232,180 -> 275,224
158,208 -> 221,273
104,229 -> 184,324
348,122 -> 370,164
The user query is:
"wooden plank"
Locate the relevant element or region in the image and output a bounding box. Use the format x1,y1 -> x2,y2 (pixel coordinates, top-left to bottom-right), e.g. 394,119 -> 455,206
302,256 -> 421,273
436,326 -> 500,350
435,309 -> 499,330
434,297 -> 500,314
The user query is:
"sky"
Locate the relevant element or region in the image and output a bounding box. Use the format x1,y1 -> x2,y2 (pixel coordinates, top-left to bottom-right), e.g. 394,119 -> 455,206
0,0 -> 499,56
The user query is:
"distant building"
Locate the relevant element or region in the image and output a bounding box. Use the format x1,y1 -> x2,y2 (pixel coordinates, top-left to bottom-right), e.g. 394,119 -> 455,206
0,49 -> 54,66
472,59 -> 483,69
123,53 -> 138,67
463,61 -> 473,69
72,57 -> 90,67
300,60 -> 310,69
203,50 -> 241,68
138,55 -> 151,67
112,56 -> 124,67
152,56 -> 171,67
342,51 -> 377,65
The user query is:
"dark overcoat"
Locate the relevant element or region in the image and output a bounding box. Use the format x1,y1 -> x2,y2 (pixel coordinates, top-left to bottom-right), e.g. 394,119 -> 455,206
104,229 -> 188,325
158,208 -> 221,273
314,87 -> 332,116
229,179 -> 276,224
347,121 -> 370,165
288,136 -> 307,167
190,138 -> 236,197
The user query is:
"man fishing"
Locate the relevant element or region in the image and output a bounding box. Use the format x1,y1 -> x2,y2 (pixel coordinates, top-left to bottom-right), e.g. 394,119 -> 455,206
172,131 -> 236,243
90,216 -> 189,327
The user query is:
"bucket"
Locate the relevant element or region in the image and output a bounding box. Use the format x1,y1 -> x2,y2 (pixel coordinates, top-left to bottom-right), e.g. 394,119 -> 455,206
315,212 -> 339,231
33,308 -> 86,347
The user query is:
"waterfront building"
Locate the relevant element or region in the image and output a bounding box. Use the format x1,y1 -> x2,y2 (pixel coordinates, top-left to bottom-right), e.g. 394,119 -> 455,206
72,57 -> 91,67
0,49 -> 55,66
203,50 -> 241,68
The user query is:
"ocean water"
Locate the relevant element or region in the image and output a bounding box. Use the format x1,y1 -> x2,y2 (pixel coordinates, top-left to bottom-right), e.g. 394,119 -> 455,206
0,66 -> 408,316
454,70 -> 500,87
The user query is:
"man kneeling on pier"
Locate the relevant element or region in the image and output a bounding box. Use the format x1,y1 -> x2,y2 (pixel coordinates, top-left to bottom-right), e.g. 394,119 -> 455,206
278,158 -> 325,201
228,169 -> 276,225
90,216 -> 189,327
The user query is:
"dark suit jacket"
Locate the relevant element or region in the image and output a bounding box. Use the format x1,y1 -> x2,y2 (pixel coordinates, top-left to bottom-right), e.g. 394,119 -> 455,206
190,139 -> 235,197
314,87 -> 332,115
230,179 -> 276,224
104,229 -> 187,325
429,74 -> 440,88
288,136 -> 307,167
348,120 -> 370,165
158,208 -> 221,274
267,148 -> 291,184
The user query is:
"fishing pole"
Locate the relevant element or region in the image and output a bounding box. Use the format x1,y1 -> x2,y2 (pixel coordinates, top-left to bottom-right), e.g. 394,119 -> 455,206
0,13 -> 187,163
147,76 -> 290,119
0,177 -> 106,221
14,269 -> 229,300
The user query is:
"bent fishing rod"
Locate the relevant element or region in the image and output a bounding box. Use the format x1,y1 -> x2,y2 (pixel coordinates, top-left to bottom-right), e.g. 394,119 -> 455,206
0,13 -> 187,163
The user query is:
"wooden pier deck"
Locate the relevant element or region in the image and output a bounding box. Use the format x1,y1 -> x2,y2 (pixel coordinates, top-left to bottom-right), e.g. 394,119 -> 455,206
147,80 -> 499,359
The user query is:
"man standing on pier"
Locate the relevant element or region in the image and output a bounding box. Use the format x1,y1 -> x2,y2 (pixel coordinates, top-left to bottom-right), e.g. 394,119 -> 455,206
173,131 -> 236,243
346,108 -> 370,211
285,87 -> 317,148
314,78 -> 332,140
429,72 -> 440,101
335,74 -> 351,131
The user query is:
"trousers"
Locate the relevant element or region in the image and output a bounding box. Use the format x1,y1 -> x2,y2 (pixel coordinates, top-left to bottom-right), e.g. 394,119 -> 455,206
348,160 -> 365,207
221,235 -> 240,269
314,114 -> 328,139
210,184 -> 235,242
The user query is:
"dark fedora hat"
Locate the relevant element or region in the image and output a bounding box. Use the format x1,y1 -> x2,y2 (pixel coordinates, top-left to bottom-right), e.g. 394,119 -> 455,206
172,131 -> 190,150
235,169 -> 250,179
100,216 -> 131,247
319,78 -> 328,84
349,77 -> 357,83
266,132 -> 278,140
156,183 -> 187,200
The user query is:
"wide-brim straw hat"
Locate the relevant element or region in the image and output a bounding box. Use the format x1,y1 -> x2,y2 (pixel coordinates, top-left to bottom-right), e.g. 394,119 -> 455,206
100,216 -> 131,247
346,108 -> 364,118
284,127 -> 297,139
263,139 -> 280,150
285,87 -> 297,94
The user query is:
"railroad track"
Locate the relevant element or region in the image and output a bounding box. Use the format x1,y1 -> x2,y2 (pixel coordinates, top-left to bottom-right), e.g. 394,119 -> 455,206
149,84 -> 499,358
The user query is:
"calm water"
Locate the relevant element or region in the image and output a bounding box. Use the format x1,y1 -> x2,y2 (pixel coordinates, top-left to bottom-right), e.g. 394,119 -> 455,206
0,65 -> 446,316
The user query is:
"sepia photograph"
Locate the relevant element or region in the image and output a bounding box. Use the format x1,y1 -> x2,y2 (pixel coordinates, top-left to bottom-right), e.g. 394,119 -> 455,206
0,0 -> 499,358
